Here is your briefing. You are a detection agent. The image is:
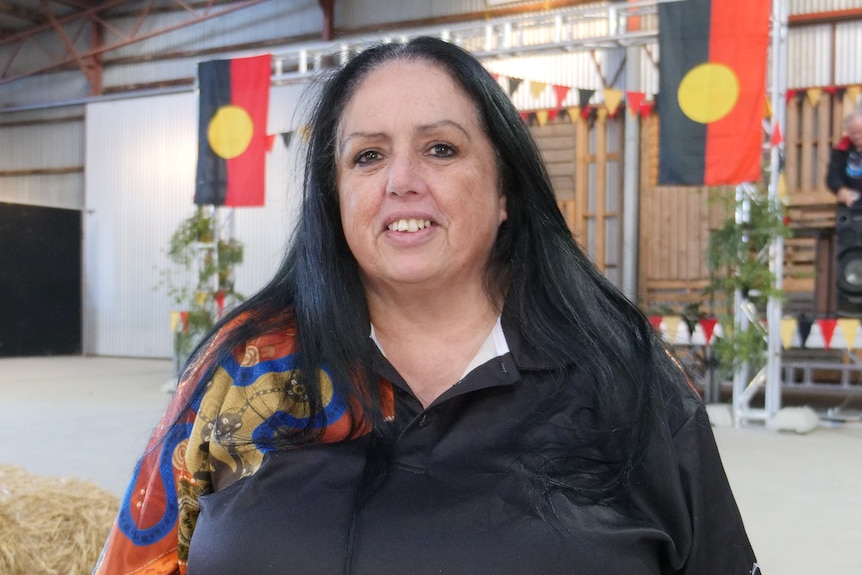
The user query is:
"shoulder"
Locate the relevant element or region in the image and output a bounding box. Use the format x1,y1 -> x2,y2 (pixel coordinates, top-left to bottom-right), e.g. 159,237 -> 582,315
835,136 -> 852,152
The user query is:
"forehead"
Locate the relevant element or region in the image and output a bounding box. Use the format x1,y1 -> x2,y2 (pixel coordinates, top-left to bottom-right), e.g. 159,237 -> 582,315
340,59 -> 480,130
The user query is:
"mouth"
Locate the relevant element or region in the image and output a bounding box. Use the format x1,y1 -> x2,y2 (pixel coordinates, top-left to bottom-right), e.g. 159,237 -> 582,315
386,218 -> 434,233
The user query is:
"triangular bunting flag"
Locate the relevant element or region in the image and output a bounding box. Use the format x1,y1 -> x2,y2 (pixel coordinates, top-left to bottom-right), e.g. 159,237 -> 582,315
818,318 -> 838,350
535,110 -> 549,126
505,77 -> 523,97
770,121 -> 783,148
648,316 -> 663,331
639,101 -> 654,119
846,85 -> 862,105
170,311 -> 181,333
785,89 -> 799,104
266,134 -> 277,152
797,317 -> 813,347
806,87 -> 822,107
699,317 -> 719,345
603,88 -> 624,117
281,131 -> 293,148
547,109 -> 558,123
216,290 -> 225,317
663,316 -> 683,345
553,85 -> 570,109
764,96 -> 773,119
567,107 -> 580,121
578,88 -> 595,110
180,311 -> 190,333
837,319 -> 860,351
626,91 -> 646,116
780,318 -> 797,349
530,81 -> 548,99
519,111 -> 530,123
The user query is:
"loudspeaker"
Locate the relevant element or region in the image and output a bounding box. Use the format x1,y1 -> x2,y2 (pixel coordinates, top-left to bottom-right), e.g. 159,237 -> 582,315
835,205 -> 862,316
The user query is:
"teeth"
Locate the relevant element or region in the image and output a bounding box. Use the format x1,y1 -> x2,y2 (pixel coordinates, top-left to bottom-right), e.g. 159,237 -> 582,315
388,219 -> 432,232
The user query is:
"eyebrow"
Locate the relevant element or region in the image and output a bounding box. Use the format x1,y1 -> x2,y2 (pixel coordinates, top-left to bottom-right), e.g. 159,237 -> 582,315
338,120 -> 471,153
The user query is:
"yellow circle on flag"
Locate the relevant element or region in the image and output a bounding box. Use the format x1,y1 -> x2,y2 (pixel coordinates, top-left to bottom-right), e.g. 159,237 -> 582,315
677,63 -> 740,124
207,105 -> 254,159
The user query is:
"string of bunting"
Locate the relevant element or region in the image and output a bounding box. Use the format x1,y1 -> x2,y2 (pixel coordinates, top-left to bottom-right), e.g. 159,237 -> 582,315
490,72 -> 656,126
784,85 -> 862,113
649,315 -> 862,351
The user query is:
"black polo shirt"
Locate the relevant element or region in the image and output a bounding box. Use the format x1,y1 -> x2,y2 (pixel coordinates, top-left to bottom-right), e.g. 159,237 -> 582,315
187,321 -> 757,574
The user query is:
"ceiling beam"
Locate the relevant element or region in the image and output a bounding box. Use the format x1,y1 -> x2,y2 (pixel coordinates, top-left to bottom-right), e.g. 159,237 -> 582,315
0,0 -> 48,25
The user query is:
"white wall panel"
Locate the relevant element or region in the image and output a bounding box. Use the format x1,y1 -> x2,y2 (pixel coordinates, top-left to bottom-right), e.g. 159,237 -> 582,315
790,0 -> 862,14
0,120 -> 83,170
786,25 -> 832,89
84,83 -> 307,358
0,175 -> 83,210
835,20 -> 862,86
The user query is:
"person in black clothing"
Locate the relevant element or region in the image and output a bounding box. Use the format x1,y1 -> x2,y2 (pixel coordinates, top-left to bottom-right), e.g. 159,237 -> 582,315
95,37 -> 759,575
827,109 -> 862,206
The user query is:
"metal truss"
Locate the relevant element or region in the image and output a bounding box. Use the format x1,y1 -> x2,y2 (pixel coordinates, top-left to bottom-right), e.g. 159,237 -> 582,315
268,0 -> 679,84
0,0 -> 270,93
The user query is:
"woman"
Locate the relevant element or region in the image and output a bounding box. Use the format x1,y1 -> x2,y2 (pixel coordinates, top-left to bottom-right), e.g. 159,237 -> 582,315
95,37 -> 757,574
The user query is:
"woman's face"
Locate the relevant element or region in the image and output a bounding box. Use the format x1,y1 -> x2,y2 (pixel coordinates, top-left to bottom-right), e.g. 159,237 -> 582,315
336,59 -> 507,295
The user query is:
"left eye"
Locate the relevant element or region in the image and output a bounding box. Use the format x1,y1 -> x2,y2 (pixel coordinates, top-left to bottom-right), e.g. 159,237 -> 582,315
429,143 -> 456,157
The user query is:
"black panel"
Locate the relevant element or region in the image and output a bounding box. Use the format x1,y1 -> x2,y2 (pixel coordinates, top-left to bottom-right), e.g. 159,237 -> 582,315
0,203 -> 81,356
835,205 -> 862,317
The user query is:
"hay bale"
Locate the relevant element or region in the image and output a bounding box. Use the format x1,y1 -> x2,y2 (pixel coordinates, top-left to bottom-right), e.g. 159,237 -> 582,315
0,465 -> 120,575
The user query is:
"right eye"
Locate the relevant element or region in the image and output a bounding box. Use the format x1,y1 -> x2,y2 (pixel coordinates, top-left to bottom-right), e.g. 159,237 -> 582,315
354,150 -> 382,165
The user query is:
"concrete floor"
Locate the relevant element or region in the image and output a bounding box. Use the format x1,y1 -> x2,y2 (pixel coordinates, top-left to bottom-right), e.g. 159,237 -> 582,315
1,356 -> 860,574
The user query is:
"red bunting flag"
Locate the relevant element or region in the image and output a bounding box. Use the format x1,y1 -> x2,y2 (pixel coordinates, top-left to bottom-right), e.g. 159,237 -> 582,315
818,318 -> 838,350
699,317 -> 719,344
195,54 -> 272,207
639,101 -> 654,119
553,85 -> 571,109
770,121 -> 783,148
658,0 -> 770,186
626,91 -> 646,116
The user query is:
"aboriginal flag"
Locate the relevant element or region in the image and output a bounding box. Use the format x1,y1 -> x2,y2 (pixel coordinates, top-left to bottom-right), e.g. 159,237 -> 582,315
195,54 -> 271,206
658,0 -> 770,186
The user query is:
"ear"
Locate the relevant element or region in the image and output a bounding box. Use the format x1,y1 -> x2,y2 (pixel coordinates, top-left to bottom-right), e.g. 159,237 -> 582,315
497,190 -> 508,225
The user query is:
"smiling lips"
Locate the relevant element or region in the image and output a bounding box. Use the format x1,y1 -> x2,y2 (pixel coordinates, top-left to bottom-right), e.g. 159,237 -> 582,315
387,218 -> 433,232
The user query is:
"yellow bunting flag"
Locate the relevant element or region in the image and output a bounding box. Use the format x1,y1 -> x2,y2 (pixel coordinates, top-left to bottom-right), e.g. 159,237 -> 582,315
780,317 -> 798,349
170,311 -> 180,333
535,110 -> 549,126
663,315 -> 682,345
195,291 -> 209,306
763,95 -> 773,119
837,318 -> 860,351
603,88 -> 624,116
844,85 -> 862,114
567,107 -> 580,121
806,87 -> 822,107
529,81 -> 548,99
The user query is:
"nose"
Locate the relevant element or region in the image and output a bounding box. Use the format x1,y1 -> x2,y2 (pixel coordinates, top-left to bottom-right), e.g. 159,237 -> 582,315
385,152 -> 427,197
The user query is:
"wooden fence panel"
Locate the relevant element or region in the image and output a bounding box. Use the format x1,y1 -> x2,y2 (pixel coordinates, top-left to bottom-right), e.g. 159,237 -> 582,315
531,113 -> 623,285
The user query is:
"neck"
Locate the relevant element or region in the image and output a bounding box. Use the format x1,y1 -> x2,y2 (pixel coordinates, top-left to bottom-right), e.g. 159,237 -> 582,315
364,277 -> 504,407
365,278 -> 501,339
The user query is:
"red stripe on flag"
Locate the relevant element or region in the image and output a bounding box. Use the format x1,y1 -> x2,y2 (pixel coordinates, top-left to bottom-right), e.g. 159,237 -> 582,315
703,0 -> 770,185
225,54 -> 271,207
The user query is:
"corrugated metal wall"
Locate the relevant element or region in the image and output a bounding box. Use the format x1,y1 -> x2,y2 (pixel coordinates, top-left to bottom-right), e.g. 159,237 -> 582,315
0,106 -> 85,210
83,84 -> 306,357
790,0 -> 862,13
787,20 -> 862,89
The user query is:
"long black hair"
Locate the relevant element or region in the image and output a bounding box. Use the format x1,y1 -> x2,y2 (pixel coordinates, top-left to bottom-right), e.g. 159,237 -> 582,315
180,36 -> 690,501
